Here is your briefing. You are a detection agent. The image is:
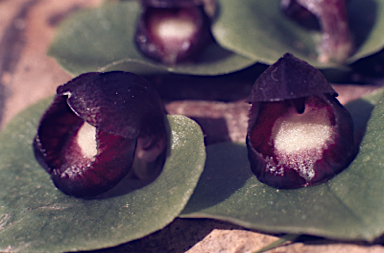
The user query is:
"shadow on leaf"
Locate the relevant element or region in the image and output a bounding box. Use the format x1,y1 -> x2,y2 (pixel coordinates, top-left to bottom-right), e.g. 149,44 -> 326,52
344,97 -> 376,146
182,142 -> 251,214
348,0 -> 377,50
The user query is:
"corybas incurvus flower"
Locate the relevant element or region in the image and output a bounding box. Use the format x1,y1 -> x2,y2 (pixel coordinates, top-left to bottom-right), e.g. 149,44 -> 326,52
246,53 -> 356,189
281,0 -> 353,63
33,71 -> 167,198
135,0 -> 212,64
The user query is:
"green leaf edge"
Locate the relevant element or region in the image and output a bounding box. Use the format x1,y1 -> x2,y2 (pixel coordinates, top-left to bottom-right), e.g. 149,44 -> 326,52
0,98 -> 206,252
47,1 -> 255,77
212,0 -> 384,68
180,88 -> 384,242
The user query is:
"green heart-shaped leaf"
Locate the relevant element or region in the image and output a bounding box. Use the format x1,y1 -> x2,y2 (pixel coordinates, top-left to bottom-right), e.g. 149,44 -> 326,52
212,0 -> 384,68
0,98 -> 206,252
181,89 -> 384,241
48,1 -> 255,77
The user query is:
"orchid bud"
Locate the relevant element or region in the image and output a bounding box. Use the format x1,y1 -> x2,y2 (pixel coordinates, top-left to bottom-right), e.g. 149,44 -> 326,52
135,0 -> 211,64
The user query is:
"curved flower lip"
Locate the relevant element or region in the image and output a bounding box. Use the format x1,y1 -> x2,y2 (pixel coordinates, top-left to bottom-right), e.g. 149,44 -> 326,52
246,53 -> 356,189
33,71 -> 167,198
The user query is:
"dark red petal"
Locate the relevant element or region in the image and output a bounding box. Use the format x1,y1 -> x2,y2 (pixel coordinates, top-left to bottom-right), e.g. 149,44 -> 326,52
50,128 -> 137,198
33,95 -> 82,174
33,96 -> 137,197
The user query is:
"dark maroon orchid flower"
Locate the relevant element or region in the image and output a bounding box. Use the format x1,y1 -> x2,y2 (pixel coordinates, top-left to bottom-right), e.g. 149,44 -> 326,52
135,0 -> 211,64
281,0 -> 353,63
33,71 -> 167,198
246,53 -> 356,189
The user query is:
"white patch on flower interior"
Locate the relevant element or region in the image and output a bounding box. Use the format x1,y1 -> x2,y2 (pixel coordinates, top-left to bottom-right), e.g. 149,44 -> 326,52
60,165 -> 85,179
152,12 -> 197,43
76,121 -> 97,159
265,156 -> 283,176
272,106 -> 332,152
275,148 -> 322,181
270,105 -> 335,181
